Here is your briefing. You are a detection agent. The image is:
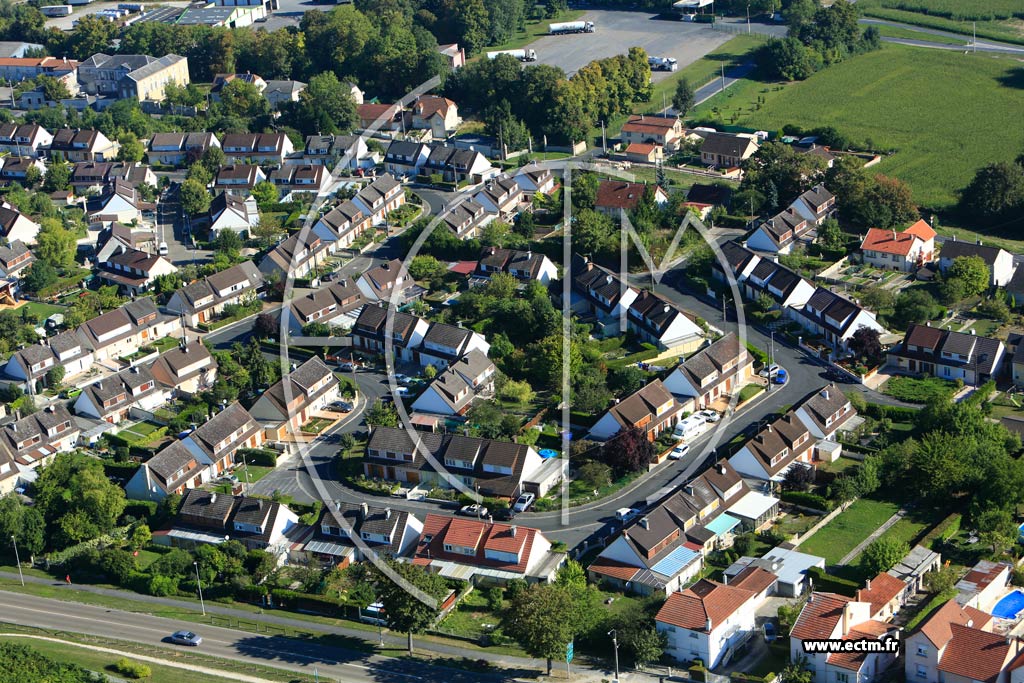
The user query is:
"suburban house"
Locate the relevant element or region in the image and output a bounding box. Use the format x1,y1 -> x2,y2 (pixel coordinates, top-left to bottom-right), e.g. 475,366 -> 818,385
258,230 -> 330,279
588,379 -> 687,442
268,164 -> 330,197
725,546 -> 825,598
350,305 -> 430,364
356,259 -> 420,305
158,488 -> 299,556
410,349 -> 496,416
903,599 -> 1006,683
886,323 -> 1006,387
285,278 -> 367,335
440,198 -> 495,240
0,122 -> 52,158
513,163 -> 556,196
77,53 -> 189,101
299,134 -> 370,169
589,460 -> 756,594
3,330 -> 95,385
76,297 -> 180,363
437,43 -> 466,69
569,257 -> 639,334
383,140 -> 430,177
0,203 -> 40,245
472,176 -> 523,221
792,287 -> 886,352
95,223 -> 157,262
414,514 -> 564,584
787,184 -> 837,225
887,544 -> 942,594
860,219 -> 937,272
793,383 -> 857,442
0,405 -> 79,472
791,593 -> 900,683
364,426 -> 556,500
738,256 -> 816,312
263,79 -> 305,110
700,132 -> 759,168
0,442 -> 18,496
312,199 -> 372,251
0,157 -> 47,184
938,239 -> 1016,288
410,95 -> 460,138
664,332 -> 754,411
729,411 -> 813,482
955,560 -> 1011,612
594,180 -> 668,216
423,144 -> 497,183
627,289 -> 706,355
148,132 -> 220,167
204,192 -> 260,238
620,114 -> 683,151
73,365 -> 169,424
46,128 -> 118,162
126,402 -> 263,501
214,164 -> 267,195
656,578 -> 764,668
0,240 -> 33,277
417,319 -> 492,369
210,72 -> 267,98
857,572 -> 911,623
249,357 -> 340,440
0,56 -> 77,82
304,502 -> 423,566
149,338 -> 218,396
623,143 -> 663,164
351,174 -> 405,226
97,246 -> 177,295
475,247 -> 558,285
357,102 -> 405,131
221,132 -> 294,165
746,208 -> 811,255
87,182 -> 154,224
166,260 -> 263,328
71,161 -> 156,194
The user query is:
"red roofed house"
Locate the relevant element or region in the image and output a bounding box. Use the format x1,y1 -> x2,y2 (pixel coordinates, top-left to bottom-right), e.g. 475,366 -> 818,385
620,115 -> 683,151
790,592 -> 900,683
414,514 -> 564,584
623,143 -> 663,164
856,572 -> 911,622
595,180 -> 668,216
411,95 -> 460,139
903,598 -> 1011,683
656,578 -> 762,668
860,219 -> 936,272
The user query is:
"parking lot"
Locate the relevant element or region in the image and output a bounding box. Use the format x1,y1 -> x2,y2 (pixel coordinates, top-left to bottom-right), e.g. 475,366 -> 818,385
529,10 -> 733,81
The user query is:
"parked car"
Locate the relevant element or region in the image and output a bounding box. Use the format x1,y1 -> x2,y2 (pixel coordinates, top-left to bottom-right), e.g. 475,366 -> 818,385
458,504 -> 488,518
825,368 -> 852,384
763,623 -> 777,642
759,364 -> 781,378
492,507 -> 516,521
669,443 -> 690,460
330,401 -> 353,413
774,369 -> 788,385
512,493 -> 536,513
219,473 -> 239,484
394,374 -> 412,386
395,386 -> 411,397
339,362 -> 359,372
158,241 -> 168,255
615,507 -> 641,522
697,409 -> 720,423
170,631 -> 202,646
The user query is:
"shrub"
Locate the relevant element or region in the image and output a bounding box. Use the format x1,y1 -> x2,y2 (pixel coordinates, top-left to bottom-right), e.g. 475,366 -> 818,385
780,490 -> 834,512
145,574 -> 179,597
485,586 -> 504,611
120,499 -> 158,524
807,566 -> 859,597
114,658 -> 152,679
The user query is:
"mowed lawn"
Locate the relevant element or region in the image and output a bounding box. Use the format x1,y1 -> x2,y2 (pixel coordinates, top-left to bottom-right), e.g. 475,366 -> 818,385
732,45 -> 1024,209
800,498 -> 899,565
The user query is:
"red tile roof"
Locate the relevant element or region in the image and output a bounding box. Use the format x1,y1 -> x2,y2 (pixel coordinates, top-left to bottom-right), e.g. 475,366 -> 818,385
588,558 -> 640,582
656,579 -> 755,632
621,115 -> 677,135
856,572 -> 906,617
904,219 -> 937,241
919,599 -> 992,647
417,514 -> 542,576
938,624 -> 1013,683
791,593 -> 850,641
625,143 -> 659,155
861,227 -> 922,256
729,566 -> 777,595
829,621 -> 894,671
595,180 -> 662,210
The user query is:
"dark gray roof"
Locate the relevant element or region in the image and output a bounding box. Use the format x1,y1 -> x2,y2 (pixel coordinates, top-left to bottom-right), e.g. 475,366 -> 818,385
940,240 -> 1007,265
179,487 -> 235,521
422,322 -> 471,351
190,403 -> 258,456
147,441 -> 200,490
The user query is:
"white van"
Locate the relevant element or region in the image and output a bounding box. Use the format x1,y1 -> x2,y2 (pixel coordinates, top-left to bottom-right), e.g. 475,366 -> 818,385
673,414 -> 708,442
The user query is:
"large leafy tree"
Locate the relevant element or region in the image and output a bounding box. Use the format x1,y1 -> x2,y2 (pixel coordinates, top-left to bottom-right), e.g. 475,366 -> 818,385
31,453 -> 126,549
602,426 -> 654,475
0,494 -> 45,558
861,537 -> 909,574
672,77 -> 695,118
287,71 -> 359,136
948,255 -> 991,296
960,161 -> 1024,224
503,584 -> 583,674
369,560 -> 449,653
35,217 -> 76,270
180,177 -> 212,216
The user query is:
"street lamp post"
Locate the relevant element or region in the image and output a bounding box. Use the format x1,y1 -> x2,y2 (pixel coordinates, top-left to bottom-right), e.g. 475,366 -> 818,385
608,629 -> 620,683
11,535 -> 24,587
193,561 -> 206,616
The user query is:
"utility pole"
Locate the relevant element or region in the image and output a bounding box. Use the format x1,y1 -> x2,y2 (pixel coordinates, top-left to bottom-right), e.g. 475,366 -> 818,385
973,22 -> 977,52
11,535 -> 24,587
721,63 -> 726,94
193,561 -> 206,616
746,1 -> 750,33
608,630 -> 620,683
601,121 -> 607,155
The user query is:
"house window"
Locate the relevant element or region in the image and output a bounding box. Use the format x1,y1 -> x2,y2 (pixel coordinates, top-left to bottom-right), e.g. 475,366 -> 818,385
916,665 -> 927,679
917,645 -> 927,657
836,674 -> 848,683
689,631 -> 698,639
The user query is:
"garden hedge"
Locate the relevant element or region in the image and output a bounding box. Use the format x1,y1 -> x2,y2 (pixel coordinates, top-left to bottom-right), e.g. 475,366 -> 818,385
780,490 -> 834,512
237,448 -> 278,467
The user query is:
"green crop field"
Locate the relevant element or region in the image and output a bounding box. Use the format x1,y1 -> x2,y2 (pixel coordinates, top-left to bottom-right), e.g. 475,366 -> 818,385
727,44 -> 1024,210
857,0 -> 1024,46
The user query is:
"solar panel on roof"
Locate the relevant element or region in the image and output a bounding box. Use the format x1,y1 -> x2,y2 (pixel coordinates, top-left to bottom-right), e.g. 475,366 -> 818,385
650,545 -> 700,577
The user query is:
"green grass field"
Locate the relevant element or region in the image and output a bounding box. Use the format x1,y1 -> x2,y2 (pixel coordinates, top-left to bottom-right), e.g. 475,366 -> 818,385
722,44 -> 1024,210
13,301 -> 66,323
800,498 -> 900,564
881,376 -> 958,403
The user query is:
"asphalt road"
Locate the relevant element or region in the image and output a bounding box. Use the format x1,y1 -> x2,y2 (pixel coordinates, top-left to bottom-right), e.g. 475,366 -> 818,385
0,590 -> 519,683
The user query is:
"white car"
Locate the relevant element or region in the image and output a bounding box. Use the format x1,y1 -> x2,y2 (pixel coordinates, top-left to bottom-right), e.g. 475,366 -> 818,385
615,507 -> 641,522
512,493 -> 535,513
669,444 -> 690,460
698,409 -> 720,423
458,504 -> 488,518
759,364 -> 781,378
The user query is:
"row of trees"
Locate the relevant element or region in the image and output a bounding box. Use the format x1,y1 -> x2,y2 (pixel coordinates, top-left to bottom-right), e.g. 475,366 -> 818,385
764,0 -> 880,81
446,48 -> 652,145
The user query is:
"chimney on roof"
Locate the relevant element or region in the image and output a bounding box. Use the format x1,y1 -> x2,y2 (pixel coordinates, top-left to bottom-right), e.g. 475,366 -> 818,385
892,230 -> 896,240
684,484 -> 694,496
722,573 -> 728,585
385,507 -> 391,519
978,239 -> 982,246
663,304 -> 670,314
842,603 -> 851,635
510,525 -> 517,536
866,578 -> 872,591
210,493 -> 217,504
822,389 -> 829,400
360,502 -> 368,520
639,516 -> 649,530
766,424 -> 772,433
718,464 -> 726,475
705,617 -> 712,632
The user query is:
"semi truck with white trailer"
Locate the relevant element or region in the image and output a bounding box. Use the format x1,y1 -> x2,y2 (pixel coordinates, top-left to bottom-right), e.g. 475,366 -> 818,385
40,4 -> 72,15
549,20 -> 595,34
486,49 -> 538,62
648,56 -> 678,72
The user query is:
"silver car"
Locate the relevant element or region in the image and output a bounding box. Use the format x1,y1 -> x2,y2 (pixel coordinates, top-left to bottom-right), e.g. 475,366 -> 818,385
170,630 -> 202,646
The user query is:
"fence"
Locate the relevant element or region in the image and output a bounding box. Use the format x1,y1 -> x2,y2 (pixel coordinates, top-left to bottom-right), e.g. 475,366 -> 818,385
710,22 -> 777,39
